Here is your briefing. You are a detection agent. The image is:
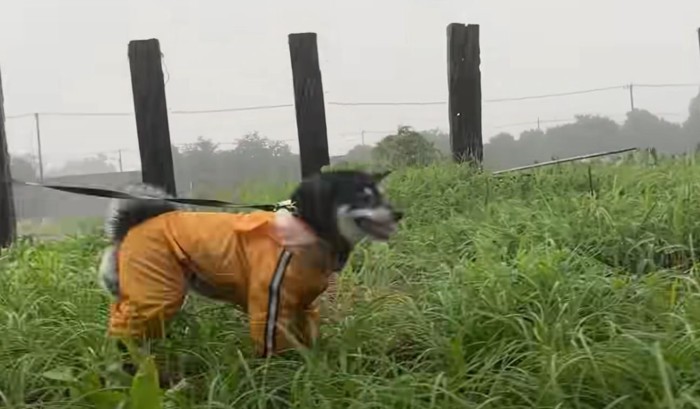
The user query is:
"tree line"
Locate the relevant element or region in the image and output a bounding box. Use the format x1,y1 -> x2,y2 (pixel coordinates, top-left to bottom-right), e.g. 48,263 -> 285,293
345,93 -> 700,170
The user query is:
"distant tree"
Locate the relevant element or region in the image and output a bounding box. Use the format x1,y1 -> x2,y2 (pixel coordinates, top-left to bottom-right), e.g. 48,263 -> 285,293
546,115 -> 621,158
233,132 -> 292,158
10,155 -> 37,182
488,132 -> 516,146
49,153 -> 117,177
226,132 -> 297,184
483,132 -> 517,170
178,136 -> 221,195
684,93 -> 700,147
420,128 -> 450,156
170,132 -> 300,199
515,128 -> 547,166
344,144 -> 374,164
373,125 -> 440,169
170,144 -> 192,196
621,109 -> 686,154
182,136 -> 219,155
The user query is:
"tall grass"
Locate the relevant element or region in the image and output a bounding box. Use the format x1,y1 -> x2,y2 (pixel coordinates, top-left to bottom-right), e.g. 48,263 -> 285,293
3,156 -> 700,407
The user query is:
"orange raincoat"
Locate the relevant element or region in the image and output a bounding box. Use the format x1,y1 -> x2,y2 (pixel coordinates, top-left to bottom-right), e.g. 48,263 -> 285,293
108,210 -> 336,356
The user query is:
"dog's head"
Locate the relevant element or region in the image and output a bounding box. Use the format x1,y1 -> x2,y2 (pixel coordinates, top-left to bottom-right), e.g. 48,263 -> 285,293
289,169 -> 403,249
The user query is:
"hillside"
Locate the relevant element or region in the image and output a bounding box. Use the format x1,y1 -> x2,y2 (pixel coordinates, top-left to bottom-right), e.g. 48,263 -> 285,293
2,156 -> 700,408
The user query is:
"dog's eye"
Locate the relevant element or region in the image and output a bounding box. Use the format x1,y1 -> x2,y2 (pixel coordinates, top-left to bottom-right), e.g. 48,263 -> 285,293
359,187 -> 375,204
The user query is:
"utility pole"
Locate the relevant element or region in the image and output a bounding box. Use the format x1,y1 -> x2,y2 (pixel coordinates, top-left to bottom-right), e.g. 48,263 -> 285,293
117,149 -> 124,172
537,117 -> 541,130
361,130 -> 366,145
627,83 -> 635,112
34,113 -> 44,182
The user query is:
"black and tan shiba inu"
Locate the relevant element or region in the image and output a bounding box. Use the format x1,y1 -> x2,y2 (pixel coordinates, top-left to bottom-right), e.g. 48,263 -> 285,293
97,169 -> 402,385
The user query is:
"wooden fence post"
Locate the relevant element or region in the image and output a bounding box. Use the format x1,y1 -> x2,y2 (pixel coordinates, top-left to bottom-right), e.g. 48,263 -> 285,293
0,68 -> 16,248
447,23 -> 483,165
128,38 -> 177,196
288,32 -> 330,178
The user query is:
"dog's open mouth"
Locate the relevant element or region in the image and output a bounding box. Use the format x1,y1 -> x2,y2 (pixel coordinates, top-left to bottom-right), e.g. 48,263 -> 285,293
356,217 -> 398,241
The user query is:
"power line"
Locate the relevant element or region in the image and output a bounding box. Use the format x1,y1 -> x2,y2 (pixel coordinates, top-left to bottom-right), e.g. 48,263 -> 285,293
5,113 -> 35,119
170,104 -> 294,114
324,86 -> 626,106
38,112 -> 132,117
338,129 -> 395,136
4,104 -> 296,119
484,85 -> 626,103
4,82 -> 697,119
492,118 -> 574,129
328,101 -> 445,107
634,83 -> 700,88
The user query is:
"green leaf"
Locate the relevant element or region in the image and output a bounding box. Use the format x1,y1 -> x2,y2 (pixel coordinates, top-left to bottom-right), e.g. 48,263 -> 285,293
41,367 -> 78,383
87,390 -> 127,409
129,356 -> 162,409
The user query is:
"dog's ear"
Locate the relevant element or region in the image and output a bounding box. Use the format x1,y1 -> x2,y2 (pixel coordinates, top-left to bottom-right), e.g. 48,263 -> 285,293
370,170 -> 392,183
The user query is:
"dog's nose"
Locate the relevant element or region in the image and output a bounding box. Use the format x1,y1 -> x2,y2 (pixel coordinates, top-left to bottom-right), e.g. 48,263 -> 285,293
392,210 -> 404,221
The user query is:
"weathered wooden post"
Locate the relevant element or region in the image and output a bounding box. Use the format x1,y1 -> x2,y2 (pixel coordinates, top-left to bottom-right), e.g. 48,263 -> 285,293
288,32 -> 330,178
128,38 -> 177,196
447,23 -> 483,165
695,28 -> 700,147
0,69 -> 16,248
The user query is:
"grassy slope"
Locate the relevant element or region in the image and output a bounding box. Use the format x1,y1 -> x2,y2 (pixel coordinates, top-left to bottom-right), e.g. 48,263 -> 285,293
3,156 -> 700,408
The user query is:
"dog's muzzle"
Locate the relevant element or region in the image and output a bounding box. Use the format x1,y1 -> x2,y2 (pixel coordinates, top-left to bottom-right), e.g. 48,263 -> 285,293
349,206 -> 402,241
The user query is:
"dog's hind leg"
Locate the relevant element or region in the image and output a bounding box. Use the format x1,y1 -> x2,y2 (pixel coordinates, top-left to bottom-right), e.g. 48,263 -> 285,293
98,245 -> 120,297
107,238 -> 189,388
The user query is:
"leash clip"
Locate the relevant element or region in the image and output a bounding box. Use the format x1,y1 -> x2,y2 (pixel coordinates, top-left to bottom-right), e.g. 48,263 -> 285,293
274,199 -> 296,213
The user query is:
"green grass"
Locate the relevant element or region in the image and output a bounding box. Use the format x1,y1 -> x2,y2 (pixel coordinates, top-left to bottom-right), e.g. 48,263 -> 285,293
17,217 -> 103,239
4,154 -> 700,407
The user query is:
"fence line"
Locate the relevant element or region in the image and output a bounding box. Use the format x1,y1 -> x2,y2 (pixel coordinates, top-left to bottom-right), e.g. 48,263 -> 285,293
493,147 -> 638,175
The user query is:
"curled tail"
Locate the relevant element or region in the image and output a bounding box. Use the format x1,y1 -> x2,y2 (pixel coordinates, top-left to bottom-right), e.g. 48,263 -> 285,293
98,183 -> 180,297
104,183 -> 179,242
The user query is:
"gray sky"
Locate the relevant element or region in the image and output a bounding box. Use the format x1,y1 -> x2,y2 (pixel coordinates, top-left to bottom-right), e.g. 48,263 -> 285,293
1,0 -> 699,172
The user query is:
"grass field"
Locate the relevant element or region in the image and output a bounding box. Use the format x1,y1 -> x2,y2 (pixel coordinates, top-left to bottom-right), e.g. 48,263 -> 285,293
3,154 -> 700,408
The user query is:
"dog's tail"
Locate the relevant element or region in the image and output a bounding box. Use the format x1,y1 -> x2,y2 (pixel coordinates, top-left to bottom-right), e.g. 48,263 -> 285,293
98,183 -> 180,297
104,183 -> 179,243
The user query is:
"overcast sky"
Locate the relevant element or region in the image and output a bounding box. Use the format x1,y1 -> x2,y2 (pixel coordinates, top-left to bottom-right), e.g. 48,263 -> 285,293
1,0 -> 699,172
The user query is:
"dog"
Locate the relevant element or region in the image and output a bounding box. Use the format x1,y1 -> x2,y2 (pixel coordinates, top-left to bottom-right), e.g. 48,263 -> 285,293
97,169 -> 402,384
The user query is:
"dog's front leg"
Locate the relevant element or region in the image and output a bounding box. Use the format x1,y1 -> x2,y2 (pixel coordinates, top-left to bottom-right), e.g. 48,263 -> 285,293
248,282 -> 310,357
116,338 -> 153,377
325,272 -> 339,306
298,300 -> 321,348
115,337 -> 182,389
